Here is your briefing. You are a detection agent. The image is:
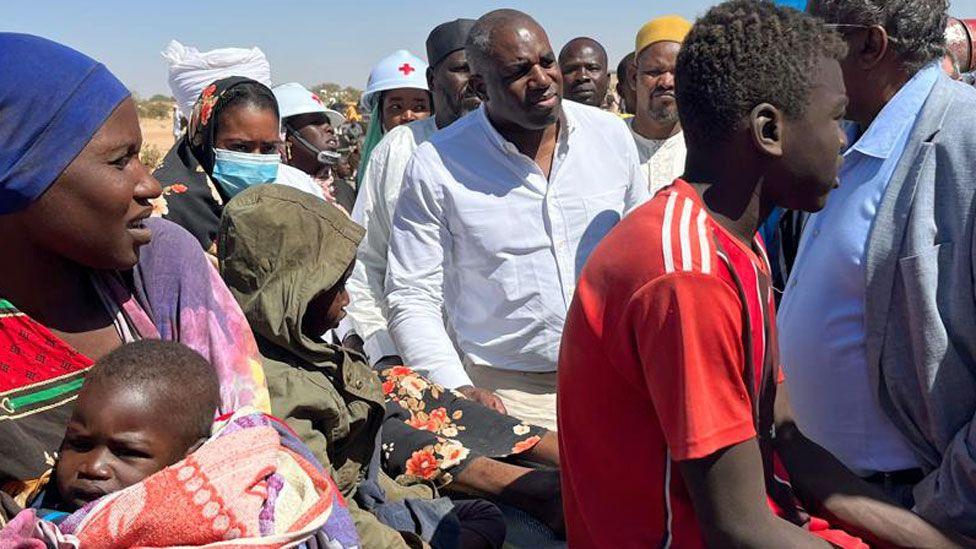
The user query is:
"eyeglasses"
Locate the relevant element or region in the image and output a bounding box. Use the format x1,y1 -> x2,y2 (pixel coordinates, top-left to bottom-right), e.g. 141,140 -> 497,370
823,23 -> 871,31
823,23 -> 901,43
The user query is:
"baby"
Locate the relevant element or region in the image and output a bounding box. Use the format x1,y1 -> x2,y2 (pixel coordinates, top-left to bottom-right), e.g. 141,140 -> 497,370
55,340 -> 220,510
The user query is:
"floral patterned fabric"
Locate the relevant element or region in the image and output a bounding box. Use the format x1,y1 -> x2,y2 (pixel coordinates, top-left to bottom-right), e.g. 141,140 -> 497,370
379,366 -> 546,487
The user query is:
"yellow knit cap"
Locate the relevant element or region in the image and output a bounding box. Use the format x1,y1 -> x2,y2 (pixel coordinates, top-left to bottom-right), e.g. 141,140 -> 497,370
635,15 -> 693,56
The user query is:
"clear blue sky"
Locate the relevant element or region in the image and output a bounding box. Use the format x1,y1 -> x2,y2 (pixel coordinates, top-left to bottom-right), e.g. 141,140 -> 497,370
5,0 -> 973,97
2,0 -> 723,97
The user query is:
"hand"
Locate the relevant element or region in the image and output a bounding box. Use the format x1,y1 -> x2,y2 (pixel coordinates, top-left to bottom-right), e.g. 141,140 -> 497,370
456,385 -> 507,414
342,333 -> 365,355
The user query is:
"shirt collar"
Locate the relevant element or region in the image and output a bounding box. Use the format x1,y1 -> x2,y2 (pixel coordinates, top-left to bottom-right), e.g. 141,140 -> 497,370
477,100 -> 577,156
847,63 -> 940,159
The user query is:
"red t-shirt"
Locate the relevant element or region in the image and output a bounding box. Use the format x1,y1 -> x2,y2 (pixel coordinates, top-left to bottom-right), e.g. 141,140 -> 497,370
558,180 -> 862,548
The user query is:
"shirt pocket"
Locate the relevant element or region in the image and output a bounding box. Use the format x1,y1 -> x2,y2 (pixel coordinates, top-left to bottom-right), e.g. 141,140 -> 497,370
896,242 -> 955,367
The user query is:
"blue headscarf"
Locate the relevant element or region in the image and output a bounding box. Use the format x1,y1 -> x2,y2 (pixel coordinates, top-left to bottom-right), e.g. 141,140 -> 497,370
0,33 -> 130,214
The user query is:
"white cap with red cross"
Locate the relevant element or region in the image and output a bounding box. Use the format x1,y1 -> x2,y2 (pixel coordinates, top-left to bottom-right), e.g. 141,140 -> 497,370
360,49 -> 429,112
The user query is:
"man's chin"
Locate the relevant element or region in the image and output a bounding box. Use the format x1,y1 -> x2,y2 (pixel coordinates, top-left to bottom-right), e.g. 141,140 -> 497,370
460,97 -> 482,114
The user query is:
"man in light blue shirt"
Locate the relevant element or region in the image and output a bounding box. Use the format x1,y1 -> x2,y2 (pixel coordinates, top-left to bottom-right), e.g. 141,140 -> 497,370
780,0 -> 976,537
779,63 -> 938,475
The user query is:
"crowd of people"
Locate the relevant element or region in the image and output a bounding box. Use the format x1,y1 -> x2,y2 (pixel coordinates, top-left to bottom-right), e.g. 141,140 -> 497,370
2,0 -> 976,547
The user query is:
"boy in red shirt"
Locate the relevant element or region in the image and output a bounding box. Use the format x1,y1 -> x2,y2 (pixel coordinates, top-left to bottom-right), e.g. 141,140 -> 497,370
558,1 -> 961,547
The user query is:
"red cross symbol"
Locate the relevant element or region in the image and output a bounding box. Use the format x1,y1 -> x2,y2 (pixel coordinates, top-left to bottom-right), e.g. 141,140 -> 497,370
398,63 -> 415,75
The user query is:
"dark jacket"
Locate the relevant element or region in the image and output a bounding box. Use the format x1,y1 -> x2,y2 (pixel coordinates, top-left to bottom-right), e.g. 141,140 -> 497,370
218,185 -> 433,548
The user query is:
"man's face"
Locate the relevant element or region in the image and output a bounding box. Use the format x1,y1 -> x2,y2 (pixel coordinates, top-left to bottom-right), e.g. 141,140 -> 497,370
430,49 -> 482,126
768,56 -> 849,213
807,0 -> 872,125
559,42 -> 609,107
57,383 -> 194,509
616,53 -> 637,115
634,41 -> 681,127
286,112 -> 339,178
474,20 -> 563,131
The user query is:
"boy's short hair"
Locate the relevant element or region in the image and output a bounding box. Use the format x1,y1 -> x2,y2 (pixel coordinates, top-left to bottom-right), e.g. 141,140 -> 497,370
675,0 -> 847,148
85,340 -> 220,441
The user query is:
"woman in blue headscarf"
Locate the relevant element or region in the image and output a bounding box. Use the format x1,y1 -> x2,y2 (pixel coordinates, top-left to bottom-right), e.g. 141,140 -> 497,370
0,33 -> 269,518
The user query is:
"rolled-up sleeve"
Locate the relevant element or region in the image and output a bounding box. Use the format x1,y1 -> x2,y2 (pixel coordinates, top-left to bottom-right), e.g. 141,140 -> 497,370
386,155 -> 472,388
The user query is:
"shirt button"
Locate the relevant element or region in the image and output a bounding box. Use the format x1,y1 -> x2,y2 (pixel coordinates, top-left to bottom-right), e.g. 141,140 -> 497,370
813,229 -> 820,237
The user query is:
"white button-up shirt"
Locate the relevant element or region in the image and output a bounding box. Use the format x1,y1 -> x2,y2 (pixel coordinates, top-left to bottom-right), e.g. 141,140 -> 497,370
341,117 -> 438,363
386,102 -> 648,388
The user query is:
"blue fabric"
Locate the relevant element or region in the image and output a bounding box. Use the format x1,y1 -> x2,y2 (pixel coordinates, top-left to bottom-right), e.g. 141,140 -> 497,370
0,33 -> 129,214
211,148 -> 280,198
774,0 -> 808,10
778,64 -> 941,474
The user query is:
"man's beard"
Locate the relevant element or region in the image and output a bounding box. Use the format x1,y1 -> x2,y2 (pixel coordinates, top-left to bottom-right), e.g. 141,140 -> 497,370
648,103 -> 679,126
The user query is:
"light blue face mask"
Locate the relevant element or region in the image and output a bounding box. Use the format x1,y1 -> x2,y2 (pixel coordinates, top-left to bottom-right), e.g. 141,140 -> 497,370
211,148 -> 280,198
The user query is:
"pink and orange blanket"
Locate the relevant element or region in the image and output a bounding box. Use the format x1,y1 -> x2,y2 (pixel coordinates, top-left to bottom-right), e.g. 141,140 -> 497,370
0,409 -> 359,548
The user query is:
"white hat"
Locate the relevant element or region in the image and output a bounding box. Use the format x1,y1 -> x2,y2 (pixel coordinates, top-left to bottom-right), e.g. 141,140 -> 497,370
361,50 -> 429,112
162,40 -> 272,120
273,82 -> 346,128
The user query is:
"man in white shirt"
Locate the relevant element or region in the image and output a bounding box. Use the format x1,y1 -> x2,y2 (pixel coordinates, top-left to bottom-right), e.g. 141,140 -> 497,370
386,9 -> 648,429
628,16 -> 692,195
341,18 -> 480,367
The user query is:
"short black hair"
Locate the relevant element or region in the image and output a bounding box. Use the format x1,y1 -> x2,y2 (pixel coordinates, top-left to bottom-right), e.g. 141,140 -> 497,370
216,80 -> 279,130
675,0 -> 847,148
616,52 -> 635,83
810,0 -> 947,74
559,37 -> 608,66
84,340 -> 220,442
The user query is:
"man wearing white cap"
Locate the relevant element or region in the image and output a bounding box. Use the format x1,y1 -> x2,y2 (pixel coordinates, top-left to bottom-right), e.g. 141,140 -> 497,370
341,19 -> 481,373
273,82 -> 354,210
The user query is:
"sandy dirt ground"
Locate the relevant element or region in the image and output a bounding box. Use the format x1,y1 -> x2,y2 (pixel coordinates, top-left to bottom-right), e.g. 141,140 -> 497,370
138,116 -> 175,170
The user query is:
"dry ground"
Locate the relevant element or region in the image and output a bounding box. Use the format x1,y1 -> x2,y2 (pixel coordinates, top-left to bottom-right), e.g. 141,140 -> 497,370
138,116 -> 175,170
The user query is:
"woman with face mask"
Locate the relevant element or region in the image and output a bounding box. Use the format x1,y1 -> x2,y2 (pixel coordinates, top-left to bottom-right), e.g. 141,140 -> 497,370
153,77 -> 324,254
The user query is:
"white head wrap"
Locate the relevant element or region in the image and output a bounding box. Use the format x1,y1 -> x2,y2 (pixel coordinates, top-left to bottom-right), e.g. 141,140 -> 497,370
162,40 -> 273,120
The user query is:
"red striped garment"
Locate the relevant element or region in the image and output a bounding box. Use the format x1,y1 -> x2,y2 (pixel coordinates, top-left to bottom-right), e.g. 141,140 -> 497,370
558,179 -> 864,549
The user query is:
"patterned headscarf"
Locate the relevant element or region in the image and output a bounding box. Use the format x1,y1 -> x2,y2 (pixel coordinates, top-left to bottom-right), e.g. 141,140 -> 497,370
0,33 -> 129,214
186,76 -> 278,175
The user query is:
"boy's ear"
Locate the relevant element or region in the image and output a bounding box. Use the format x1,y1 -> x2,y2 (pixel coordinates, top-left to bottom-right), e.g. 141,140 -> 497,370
749,102 -> 784,159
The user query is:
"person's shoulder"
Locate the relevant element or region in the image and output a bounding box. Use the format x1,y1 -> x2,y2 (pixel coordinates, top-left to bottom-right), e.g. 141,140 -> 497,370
584,182 -> 719,286
939,76 -> 976,127
565,100 -> 629,132
427,108 -> 482,148
379,117 -> 435,153
140,217 -> 210,266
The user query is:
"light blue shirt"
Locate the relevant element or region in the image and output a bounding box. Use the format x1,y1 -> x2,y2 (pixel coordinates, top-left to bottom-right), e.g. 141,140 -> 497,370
778,64 -> 941,475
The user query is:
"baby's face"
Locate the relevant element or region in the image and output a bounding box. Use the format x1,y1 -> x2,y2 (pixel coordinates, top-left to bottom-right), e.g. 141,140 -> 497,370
56,382 -> 193,509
